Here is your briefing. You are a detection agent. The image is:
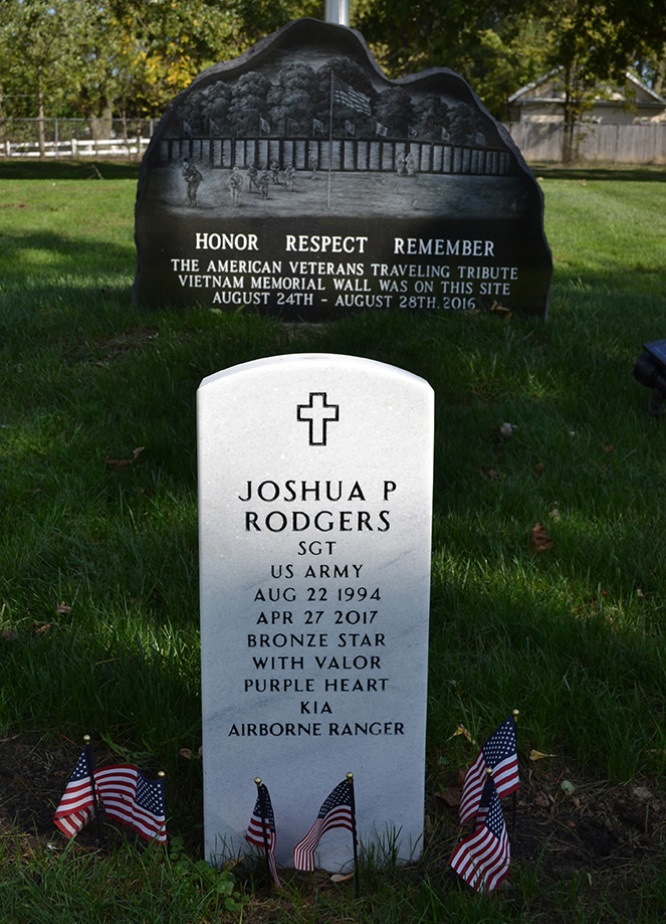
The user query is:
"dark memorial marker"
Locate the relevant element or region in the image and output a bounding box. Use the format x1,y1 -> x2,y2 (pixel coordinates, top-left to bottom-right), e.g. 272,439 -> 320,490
133,18 -> 552,319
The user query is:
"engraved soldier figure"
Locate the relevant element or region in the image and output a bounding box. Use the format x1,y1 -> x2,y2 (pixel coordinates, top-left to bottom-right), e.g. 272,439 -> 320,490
228,166 -> 243,206
247,164 -> 259,192
258,170 -> 271,199
182,158 -> 203,207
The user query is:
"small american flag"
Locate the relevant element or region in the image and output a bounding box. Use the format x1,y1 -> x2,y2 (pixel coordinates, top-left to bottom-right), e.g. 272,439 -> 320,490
459,715 -> 520,825
293,778 -> 354,872
53,746 -> 96,837
246,782 -> 281,887
450,776 -> 510,891
95,764 -> 167,843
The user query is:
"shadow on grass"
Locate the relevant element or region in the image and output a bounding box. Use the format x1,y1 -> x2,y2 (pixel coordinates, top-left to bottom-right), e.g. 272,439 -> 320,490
0,230 -> 134,282
0,159 -> 141,181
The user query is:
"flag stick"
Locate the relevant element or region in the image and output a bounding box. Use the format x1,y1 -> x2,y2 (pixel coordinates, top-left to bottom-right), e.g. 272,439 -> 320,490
83,735 -> 105,846
346,772 -> 360,898
512,709 -> 520,833
255,778 -> 272,895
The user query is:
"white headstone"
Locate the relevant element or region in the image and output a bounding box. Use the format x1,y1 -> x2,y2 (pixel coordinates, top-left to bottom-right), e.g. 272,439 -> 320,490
198,353 -> 434,871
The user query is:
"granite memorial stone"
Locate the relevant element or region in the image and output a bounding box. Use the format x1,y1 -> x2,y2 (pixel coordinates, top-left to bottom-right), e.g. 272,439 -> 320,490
133,19 -> 552,319
197,353 -> 434,870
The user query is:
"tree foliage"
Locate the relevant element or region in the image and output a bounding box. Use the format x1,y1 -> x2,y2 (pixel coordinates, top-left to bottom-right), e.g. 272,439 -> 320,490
0,0 -> 664,132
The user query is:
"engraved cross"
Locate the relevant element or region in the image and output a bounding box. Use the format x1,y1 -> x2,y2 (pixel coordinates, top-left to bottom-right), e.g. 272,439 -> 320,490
296,392 -> 340,446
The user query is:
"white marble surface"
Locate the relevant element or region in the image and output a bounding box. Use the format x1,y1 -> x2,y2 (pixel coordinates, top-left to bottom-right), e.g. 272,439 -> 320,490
198,353 -> 434,871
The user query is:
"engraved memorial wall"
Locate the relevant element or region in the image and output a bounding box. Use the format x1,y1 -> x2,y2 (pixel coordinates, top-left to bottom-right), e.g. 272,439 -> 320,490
133,19 -> 552,319
197,353 -> 434,870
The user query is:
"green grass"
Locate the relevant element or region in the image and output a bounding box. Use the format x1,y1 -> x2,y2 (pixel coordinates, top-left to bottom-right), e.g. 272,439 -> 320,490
1,161 -> 666,921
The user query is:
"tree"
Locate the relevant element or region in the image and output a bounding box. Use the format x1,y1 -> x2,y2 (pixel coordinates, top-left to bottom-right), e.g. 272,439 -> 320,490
0,0 -> 96,152
531,0 -> 666,161
355,0 -> 666,160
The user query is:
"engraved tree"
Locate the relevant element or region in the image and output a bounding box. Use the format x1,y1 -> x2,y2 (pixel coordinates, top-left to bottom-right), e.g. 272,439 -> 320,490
267,64 -> 318,136
374,87 -> 414,138
227,71 -> 273,136
411,93 -> 452,142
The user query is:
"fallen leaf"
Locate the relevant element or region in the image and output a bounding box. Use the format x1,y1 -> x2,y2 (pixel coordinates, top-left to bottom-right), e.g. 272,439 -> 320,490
105,456 -> 132,471
1,627 -> 19,641
33,623 -> 52,635
330,872 -> 354,884
480,466 -> 503,480
178,748 -> 193,760
490,301 -> 512,320
532,462 -> 545,477
105,447 -> 145,471
529,749 -> 558,761
530,522 -> 553,553
500,422 -> 518,438
56,601 -> 73,616
435,788 -> 462,808
451,724 -> 475,743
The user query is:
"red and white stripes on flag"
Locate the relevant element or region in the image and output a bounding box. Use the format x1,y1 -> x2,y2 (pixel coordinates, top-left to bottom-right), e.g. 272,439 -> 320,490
246,782 -> 281,888
53,750 -> 167,843
53,746 -> 96,837
94,764 -> 167,843
450,776 -> 510,891
293,778 -> 354,871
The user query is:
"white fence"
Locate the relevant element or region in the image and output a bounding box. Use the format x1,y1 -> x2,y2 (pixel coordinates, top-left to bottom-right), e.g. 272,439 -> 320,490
2,136 -> 151,159
0,118 -> 154,160
507,121 -> 666,165
1,117 -> 665,165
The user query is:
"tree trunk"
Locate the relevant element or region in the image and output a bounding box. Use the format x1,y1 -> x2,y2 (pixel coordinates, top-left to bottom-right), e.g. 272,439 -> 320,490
88,102 -> 113,141
38,84 -> 46,158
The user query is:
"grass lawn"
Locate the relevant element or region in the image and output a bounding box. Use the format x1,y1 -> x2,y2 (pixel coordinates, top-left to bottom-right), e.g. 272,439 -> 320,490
0,159 -> 665,922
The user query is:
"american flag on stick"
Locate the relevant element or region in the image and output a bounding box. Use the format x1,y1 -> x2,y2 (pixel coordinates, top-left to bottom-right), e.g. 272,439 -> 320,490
459,715 -> 520,825
450,775 -> 510,891
94,764 -> 167,843
54,744 -> 166,844
246,780 -> 281,888
53,744 -> 97,838
293,776 -> 356,872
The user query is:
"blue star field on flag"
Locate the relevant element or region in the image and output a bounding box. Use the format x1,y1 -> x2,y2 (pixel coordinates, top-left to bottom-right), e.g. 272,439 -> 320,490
459,715 -> 520,825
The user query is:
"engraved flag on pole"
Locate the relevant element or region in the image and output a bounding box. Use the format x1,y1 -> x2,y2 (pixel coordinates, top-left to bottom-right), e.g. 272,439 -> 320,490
332,75 -> 371,115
